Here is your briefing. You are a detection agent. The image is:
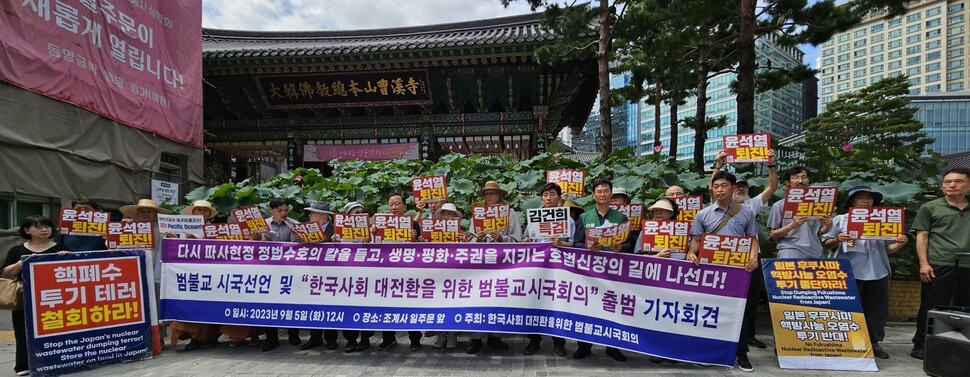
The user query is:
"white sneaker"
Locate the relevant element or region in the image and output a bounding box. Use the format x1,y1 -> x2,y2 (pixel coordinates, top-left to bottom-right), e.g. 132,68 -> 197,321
433,334 -> 448,349
446,333 -> 458,349
16,370 -> 29,376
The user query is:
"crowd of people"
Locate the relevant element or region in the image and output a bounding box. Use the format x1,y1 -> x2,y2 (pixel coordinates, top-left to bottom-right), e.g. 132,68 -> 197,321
3,150 -> 969,375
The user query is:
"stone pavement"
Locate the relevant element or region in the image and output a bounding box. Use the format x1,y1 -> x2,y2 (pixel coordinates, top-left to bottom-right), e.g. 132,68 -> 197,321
0,318 -> 929,377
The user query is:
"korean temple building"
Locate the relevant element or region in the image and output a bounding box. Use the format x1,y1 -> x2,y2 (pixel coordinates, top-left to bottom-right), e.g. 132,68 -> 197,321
201,12 -> 598,181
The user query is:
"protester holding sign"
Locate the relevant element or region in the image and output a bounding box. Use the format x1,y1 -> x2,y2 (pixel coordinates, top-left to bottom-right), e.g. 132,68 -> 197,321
712,148 -> 778,212
573,179 -> 629,362
119,198 -> 168,344
910,167 -> 970,360
768,166 -> 833,259
822,186 -> 908,359
336,201 -> 375,352
300,201 -> 340,352
428,203 -> 464,350
259,198 -> 302,351
169,202 -> 223,351
59,199 -> 108,252
633,198 -> 683,257
686,172 -> 760,372
2,216 -> 69,376
523,183 -> 571,357
377,193 -> 424,352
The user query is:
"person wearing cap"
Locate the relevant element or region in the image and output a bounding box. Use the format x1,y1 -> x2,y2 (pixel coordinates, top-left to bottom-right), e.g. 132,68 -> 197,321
611,187 -> 631,205
822,186 -> 908,359
300,202 -> 339,352
426,203 -> 464,350
572,179 -> 629,362
335,201 -> 376,352
909,167 -> 970,360
258,198 -> 302,351
377,193 -> 424,352
522,183 -> 572,357
633,198 -> 680,257
60,199 -> 107,251
767,166 -> 832,259
686,171 -> 761,371
466,181 -> 519,354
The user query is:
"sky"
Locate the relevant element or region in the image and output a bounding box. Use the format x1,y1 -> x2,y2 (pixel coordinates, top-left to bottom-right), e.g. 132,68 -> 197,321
201,0 -> 819,67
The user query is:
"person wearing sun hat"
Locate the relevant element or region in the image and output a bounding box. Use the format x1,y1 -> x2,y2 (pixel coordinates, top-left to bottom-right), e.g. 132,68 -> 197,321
822,186 -> 908,359
611,187 -> 631,205
120,198 -> 171,346
466,180 -> 521,354
184,200 -> 218,221
632,198 -> 681,257
299,201 -> 340,352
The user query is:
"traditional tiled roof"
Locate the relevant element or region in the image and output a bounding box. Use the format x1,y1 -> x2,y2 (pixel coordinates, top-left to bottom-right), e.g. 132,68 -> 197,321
202,13 -> 553,59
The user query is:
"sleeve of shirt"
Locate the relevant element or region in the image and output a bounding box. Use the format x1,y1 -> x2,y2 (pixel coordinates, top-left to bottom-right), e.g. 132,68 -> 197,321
745,208 -> 759,237
506,211 -> 523,242
690,212 -> 704,237
2,246 -> 20,270
822,214 -> 844,241
633,232 -> 643,253
912,202 -> 933,231
574,216 -> 586,248
767,201 -> 783,230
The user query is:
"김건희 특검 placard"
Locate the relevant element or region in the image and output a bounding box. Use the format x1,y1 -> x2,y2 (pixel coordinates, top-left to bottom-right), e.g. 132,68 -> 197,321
160,238 -> 751,366
23,250 -> 154,376
762,258 -> 876,371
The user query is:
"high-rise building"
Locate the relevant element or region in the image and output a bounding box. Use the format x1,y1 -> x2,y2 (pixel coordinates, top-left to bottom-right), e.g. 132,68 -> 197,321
573,33 -> 810,165
816,0 -> 970,155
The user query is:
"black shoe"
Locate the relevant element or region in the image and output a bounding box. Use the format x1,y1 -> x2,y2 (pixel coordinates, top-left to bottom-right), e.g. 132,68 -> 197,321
410,342 -> 422,351
200,341 -> 219,349
523,340 -> 540,355
184,339 -> 202,351
466,339 -> 484,354
605,348 -> 627,362
326,339 -> 338,350
355,339 -> 371,351
261,339 -> 280,352
747,338 -> 767,349
554,344 -> 567,357
299,338 -> 323,351
736,354 -> 754,372
910,346 -> 925,360
378,338 -> 397,350
873,343 -> 889,359
572,347 -> 591,359
288,332 -> 302,346
344,342 -> 357,353
486,336 -> 509,350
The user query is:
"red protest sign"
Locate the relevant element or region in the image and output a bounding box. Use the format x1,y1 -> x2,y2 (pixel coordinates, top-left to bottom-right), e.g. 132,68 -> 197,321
585,222 -> 631,249
30,256 -> 145,337
546,170 -> 585,197
291,222 -> 327,243
202,223 -> 252,240
783,186 -> 839,219
334,214 -> 370,242
611,204 -> 645,229
106,222 -> 154,249
723,133 -> 771,163
373,214 -> 413,243
846,207 -> 905,240
411,175 -> 448,203
58,208 -> 111,236
640,220 -> 691,258
419,218 -> 464,242
698,233 -> 755,267
674,196 -> 704,222
230,205 -> 269,233
471,203 -> 511,233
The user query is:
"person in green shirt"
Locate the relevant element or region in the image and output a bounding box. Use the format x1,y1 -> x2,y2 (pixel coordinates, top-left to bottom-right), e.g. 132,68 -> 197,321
910,167 -> 970,360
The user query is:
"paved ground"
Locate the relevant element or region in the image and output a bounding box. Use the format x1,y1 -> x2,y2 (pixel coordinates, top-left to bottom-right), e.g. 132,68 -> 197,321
0,312 -> 928,377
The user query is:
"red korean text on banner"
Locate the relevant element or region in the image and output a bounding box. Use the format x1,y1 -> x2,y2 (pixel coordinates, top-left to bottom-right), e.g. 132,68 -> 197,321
525,207 -> 571,240
30,256 -> 145,337
846,207 -> 905,241
106,222 -> 154,249
674,196 -> 704,222
611,204 -> 645,229
334,214 -> 370,242
58,208 -> 111,236
471,203 -> 511,233
723,133 -> 771,163
202,223 -> 252,240
783,186 -> 839,219
373,214 -> 413,243
585,222 -> 631,249
291,222 -> 327,243
640,220 -> 691,258
420,218 -> 464,242
546,170 -> 585,197
698,233 -> 755,268
231,205 -> 269,234
412,175 -> 448,204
